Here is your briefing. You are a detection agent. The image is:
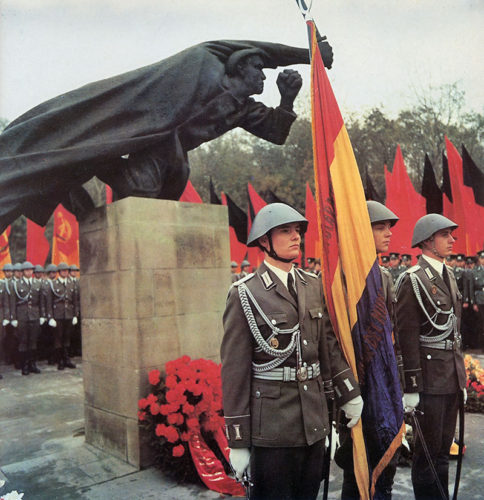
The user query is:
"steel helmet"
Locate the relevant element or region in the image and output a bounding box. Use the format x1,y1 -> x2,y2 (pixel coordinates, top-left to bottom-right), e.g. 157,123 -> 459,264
247,203 -> 308,247
411,214 -> 458,248
21,261 -> 35,270
241,260 -> 251,268
34,264 -> 45,273
45,264 -> 58,273
57,262 -> 70,271
13,263 -> 22,272
230,261 -> 238,268
3,263 -> 13,271
366,201 -> 399,227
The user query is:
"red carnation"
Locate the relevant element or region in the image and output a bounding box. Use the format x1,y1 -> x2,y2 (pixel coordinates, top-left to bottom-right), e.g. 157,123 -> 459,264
155,423 -> 168,437
138,398 -> 149,410
150,403 -> 161,415
160,403 -> 179,415
146,393 -> 157,406
137,410 -> 146,421
182,403 -> 195,415
167,412 -> 184,426
165,425 -> 179,443
186,417 -> 199,431
172,444 -> 185,457
148,369 -> 161,385
165,374 -> 178,389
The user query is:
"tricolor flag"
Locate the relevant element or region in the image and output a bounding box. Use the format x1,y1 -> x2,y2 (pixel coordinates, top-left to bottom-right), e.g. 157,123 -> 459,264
221,192 -> 248,267
304,182 -> 320,263
307,20 -> 404,499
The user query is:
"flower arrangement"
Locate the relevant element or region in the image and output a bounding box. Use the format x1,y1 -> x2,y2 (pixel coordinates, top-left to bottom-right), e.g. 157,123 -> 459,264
464,354 -> 484,413
0,480 -> 24,500
138,355 -> 244,496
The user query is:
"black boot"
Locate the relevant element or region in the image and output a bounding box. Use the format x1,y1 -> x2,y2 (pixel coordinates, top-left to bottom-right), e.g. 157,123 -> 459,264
29,351 -> 41,374
21,352 -> 30,375
57,349 -> 65,370
63,348 -> 76,369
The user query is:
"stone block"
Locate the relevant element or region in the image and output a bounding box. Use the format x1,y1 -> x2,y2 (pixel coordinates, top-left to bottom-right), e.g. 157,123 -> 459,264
137,317 -> 181,367
84,405 -> 127,462
152,270 -> 177,317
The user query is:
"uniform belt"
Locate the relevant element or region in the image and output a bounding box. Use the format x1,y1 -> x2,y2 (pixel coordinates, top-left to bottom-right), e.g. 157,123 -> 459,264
253,362 -> 320,382
425,338 -> 461,351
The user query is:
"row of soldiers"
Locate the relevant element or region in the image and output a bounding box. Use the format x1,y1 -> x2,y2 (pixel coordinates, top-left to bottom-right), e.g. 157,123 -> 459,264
0,261 -> 80,377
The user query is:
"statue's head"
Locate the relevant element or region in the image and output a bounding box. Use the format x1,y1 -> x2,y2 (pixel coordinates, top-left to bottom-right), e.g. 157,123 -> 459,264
226,49 -> 269,96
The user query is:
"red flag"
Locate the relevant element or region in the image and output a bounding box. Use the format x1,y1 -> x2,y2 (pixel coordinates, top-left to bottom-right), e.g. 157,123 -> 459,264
0,226 -> 11,277
221,192 -> 247,267
52,204 -> 79,266
26,219 -> 50,266
304,182 -> 320,263
445,137 -> 481,254
385,146 -> 426,260
180,180 -> 203,203
247,183 -> 266,269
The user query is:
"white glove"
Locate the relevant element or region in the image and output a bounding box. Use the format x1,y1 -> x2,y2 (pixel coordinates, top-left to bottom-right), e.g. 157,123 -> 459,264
2,319 -> 9,326
40,317 -> 46,325
403,393 -> 420,413
341,395 -> 363,428
229,448 -> 250,480
48,318 -> 57,328
72,317 -> 78,325
463,388 -> 467,405
11,320 -> 18,328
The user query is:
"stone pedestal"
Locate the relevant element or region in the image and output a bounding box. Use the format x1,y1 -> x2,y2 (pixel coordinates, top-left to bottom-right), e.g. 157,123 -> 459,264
79,198 -> 231,468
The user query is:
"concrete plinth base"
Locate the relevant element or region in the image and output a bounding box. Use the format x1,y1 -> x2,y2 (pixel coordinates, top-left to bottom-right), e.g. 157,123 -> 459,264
79,198 -> 231,468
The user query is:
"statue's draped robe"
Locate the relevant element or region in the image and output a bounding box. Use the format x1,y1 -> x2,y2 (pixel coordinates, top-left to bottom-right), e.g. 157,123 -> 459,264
0,40 -> 311,231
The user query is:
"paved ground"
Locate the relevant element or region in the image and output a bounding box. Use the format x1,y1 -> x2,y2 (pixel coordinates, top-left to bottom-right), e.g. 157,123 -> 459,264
0,358 -> 483,499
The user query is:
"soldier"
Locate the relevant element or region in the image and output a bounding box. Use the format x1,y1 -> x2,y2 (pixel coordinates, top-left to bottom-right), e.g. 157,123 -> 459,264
395,214 -> 466,499
380,255 -> 390,268
401,254 -> 412,268
69,264 -> 82,357
230,261 -> 239,283
0,265 -> 11,379
221,203 -> 362,500
9,261 -> 46,375
2,263 -> 16,366
12,262 -> 23,281
445,254 -> 457,269
337,201 -> 403,500
43,264 -> 58,364
470,250 -> 484,350
388,252 -> 405,283
45,262 -> 79,370
34,264 -> 45,281
305,257 -> 315,273
237,260 -> 251,281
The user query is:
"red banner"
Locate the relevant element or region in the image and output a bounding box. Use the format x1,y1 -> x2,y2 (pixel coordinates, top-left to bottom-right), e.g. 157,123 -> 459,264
26,219 -> 50,266
0,226 -> 11,277
180,180 -> 203,203
52,204 -> 79,266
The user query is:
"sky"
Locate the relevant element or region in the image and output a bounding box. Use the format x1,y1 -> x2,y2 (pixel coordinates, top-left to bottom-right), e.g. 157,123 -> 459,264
0,0 -> 483,123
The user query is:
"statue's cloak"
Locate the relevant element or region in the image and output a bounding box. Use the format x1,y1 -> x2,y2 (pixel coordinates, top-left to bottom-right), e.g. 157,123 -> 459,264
0,40 -> 310,231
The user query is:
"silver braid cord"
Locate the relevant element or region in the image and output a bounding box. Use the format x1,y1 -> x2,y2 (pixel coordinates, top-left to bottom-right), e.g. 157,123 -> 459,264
238,283 -> 300,373
409,273 -> 457,342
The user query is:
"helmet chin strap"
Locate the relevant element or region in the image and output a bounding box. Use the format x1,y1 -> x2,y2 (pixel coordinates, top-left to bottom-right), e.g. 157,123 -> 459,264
265,233 -> 296,264
429,238 -> 445,260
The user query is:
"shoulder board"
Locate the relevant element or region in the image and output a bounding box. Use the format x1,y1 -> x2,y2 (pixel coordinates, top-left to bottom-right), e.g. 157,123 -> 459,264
406,265 -> 421,274
379,266 -> 391,276
232,272 -> 255,287
296,268 -> 318,279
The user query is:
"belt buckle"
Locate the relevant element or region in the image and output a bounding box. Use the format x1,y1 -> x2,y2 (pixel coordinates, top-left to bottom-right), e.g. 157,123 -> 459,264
297,366 -> 308,381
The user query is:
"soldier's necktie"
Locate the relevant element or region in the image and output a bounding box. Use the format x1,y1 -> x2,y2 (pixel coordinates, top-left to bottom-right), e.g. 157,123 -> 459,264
442,266 -> 451,292
287,273 -> 298,303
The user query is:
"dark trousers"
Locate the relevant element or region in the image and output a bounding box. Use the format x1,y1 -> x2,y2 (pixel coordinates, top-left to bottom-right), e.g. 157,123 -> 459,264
17,320 -> 40,352
250,441 -> 325,500
412,392 -> 459,500
53,319 -> 72,349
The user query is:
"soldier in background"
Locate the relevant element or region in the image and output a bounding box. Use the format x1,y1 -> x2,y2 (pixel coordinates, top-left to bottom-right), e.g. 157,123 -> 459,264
42,264 -> 58,364
230,261 -> 239,283
388,252 -> 405,283
237,260 -> 251,280
395,214 -> 466,499
9,261 -> 45,375
313,258 -> 321,276
0,265 -> 11,379
466,255 -> 476,270
453,254 -> 471,348
34,265 -> 45,281
381,255 -> 390,268
2,263 -> 16,366
305,257 -> 315,273
69,264 -> 82,357
470,250 -> 484,351
12,262 -> 23,281
445,254 -> 457,269
222,204 -> 362,500
45,262 -> 79,370
401,254 -> 412,268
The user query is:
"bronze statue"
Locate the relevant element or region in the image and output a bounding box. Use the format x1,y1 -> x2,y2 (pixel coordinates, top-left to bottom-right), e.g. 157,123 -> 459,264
0,38 -> 333,232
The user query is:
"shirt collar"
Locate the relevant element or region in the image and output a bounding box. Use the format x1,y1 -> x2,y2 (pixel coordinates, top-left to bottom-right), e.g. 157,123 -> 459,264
264,260 -> 296,289
422,254 -> 444,277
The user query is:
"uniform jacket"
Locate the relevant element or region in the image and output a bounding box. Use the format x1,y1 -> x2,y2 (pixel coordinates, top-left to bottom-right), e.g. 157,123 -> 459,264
221,263 -> 360,449
470,265 -> 484,305
9,277 -> 45,321
0,40 -> 314,232
395,256 -> 466,394
45,277 -> 79,320
0,279 -> 10,322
